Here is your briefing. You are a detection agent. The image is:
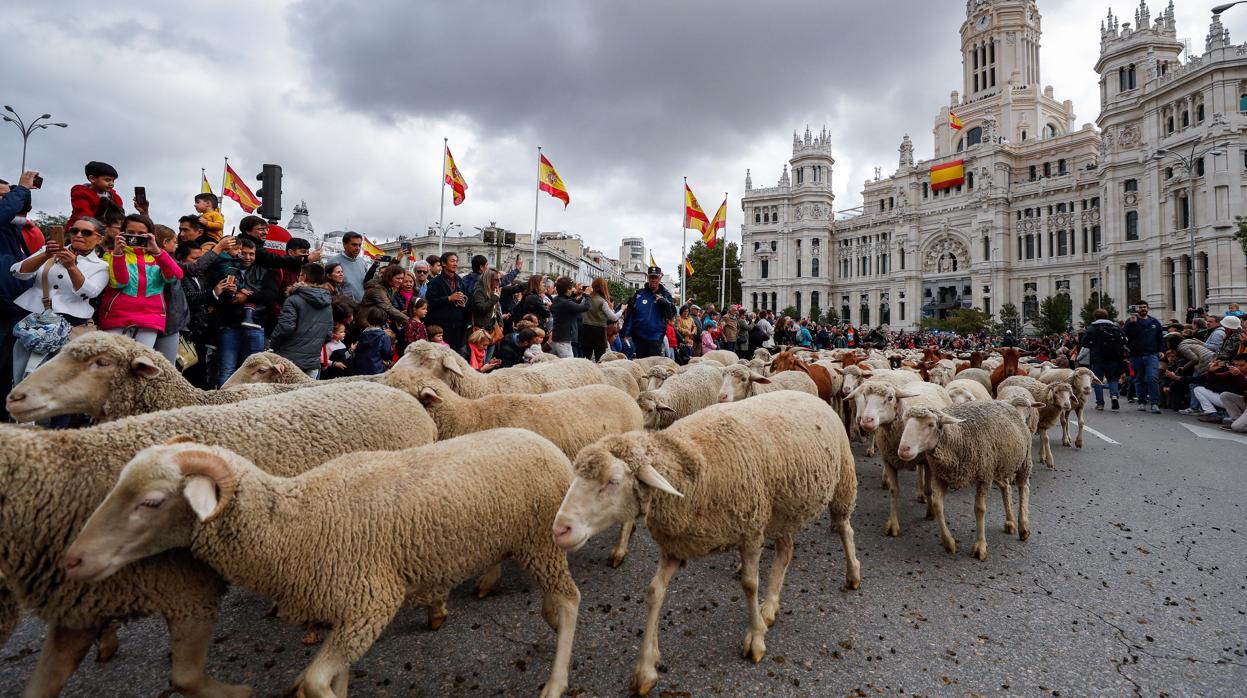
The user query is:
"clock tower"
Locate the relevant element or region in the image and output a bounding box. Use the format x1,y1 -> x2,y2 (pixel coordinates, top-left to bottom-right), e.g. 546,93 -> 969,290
961,0 -> 1042,99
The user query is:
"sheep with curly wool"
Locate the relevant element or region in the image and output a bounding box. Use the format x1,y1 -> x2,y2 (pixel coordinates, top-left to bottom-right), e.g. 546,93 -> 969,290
5,332 -> 296,422
997,375 -> 1074,468
698,349 -> 740,367
717,364 -> 818,403
65,431 -> 580,698
995,386 -> 1045,469
630,355 -> 679,372
598,351 -> 629,362
897,400 -> 1033,560
552,391 -> 859,696
951,367 -> 993,396
394,341 -> 606,397
945,378 -> 993,404
642,364 -> 679,391
751,347 -> 772,362
1037,367 -> 1099,449
221,352 -> 378,388
635,363 -> 724,430
848,380 -> 951,536
599,363 -> 642,398
0,382 -> 434,698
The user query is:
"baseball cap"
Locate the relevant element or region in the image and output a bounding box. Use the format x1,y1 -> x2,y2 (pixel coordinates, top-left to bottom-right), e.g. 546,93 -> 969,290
1222,315 -> 1242,330
646,266 -> 662,277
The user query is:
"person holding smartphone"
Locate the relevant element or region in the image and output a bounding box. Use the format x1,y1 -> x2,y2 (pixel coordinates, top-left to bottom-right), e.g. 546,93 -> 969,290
97,214 -> 183,349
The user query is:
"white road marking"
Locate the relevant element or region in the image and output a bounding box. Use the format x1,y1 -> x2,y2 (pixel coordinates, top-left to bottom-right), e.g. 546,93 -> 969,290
1069,418 -> 1121,445
1180,422 -> 1247,446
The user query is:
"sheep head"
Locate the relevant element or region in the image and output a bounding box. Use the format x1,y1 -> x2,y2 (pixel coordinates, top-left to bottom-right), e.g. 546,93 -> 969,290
554,436 -> 682,553
6,331 -> 166,421
718,364 -> 769,403
1044,382 -> 1075,412
395,340 -> 467,382
221,352 -> 291,387
947,386 -> 976,405
849,381 -> 911,433
636,391 -> 676,430
644,365 -> 678,391
63,443 -> 240,583
896,406 -> 963,462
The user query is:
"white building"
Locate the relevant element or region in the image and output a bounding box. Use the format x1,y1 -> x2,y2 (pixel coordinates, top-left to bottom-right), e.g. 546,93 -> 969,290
740,0 -> 1247,330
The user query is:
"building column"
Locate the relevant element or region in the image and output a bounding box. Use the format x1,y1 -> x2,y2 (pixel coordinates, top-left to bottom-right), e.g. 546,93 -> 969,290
1192,251 -> 1205,311
1162,258 -> 1174,313
1174,256 -> 1189,311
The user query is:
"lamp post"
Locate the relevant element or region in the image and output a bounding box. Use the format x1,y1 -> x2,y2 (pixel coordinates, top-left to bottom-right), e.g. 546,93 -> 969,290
1151,137 -> 1226,310
1212,2 -> 1247,15
427,221 -> 460,255
2,106 -> 68,174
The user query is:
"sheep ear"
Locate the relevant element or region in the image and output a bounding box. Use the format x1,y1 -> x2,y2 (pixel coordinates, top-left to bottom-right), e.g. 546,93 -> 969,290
894,389 -> 921,399
416,386 -> 443,405
164,435 -> 195,445
937,414 -> 965,425
1030,401 -> 1046,408
655,400 -> 676,414
637,464 -> 683,498
442,355 -> 464,377
750,372 -> 771,384
845,385 -> 864,400
183,477 -> 219,522
130,355 -> 161,379
272,362 -> 286,375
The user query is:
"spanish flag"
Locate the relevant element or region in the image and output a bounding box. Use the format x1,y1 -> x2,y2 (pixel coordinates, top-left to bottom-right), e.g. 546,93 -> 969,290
684,183 -> 708,233
223,163 -> 260,213
949,111 -> 965,131
703,198 -> 726,249
930,159 -> 966,192
684,257 -> 694,276
444,145 -> 468,206
362,237 -> 385,259
538,153 -> 570,208
649,253 -> 658,268
201,169 -> 213,195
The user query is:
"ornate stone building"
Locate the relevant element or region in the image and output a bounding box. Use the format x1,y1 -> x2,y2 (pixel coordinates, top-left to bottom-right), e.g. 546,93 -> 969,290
740,0 -> 1247,330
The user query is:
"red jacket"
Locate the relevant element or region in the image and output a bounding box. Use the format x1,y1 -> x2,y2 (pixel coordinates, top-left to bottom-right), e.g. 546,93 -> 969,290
69,183 -> 123,225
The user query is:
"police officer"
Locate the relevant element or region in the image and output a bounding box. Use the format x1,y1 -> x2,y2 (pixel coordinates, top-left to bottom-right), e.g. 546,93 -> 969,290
621,266 -> 676,359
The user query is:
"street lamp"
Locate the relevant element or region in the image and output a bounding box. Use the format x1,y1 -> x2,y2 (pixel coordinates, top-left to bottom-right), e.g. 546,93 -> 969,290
2,106 -> 68,174
1212,1 -> 1247,15
427,221 -> 460,254
1151,137 -> 1227,310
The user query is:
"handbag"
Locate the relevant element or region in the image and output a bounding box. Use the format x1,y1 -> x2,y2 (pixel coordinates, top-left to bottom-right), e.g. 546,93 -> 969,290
13,259 -> 71,355
176,336 -> 199,371
1075,346 -> 1091,367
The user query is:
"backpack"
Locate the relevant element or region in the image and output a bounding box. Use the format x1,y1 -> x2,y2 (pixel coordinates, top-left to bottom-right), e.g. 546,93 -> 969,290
1095,323 -> 1128,359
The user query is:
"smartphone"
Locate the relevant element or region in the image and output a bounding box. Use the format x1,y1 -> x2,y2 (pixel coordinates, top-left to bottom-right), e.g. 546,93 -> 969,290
124,234 -> 147,247
134,186 -> 147,206
226,275 -> 237,286
31,175 -> 43,190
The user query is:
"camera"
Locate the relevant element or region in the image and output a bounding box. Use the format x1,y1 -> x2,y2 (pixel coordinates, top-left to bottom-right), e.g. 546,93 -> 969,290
124,234 -> 147,247
1128,304 -> 1138,314
376,255 -> 395,263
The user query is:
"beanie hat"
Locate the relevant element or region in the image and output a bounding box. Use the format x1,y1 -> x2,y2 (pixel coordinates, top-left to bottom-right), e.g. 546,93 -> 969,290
84,161 -> 118,179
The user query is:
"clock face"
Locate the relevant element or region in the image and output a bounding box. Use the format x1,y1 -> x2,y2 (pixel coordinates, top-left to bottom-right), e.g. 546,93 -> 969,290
976,15 -> 990,30
1026,8 -> 1035,24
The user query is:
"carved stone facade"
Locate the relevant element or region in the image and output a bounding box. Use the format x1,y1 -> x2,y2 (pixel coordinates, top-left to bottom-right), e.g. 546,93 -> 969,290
740,0 -> 1247,330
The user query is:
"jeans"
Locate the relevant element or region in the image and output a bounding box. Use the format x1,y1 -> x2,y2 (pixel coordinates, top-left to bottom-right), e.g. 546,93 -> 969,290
107,326 -> 158,347
1090,362 -> 1120,404
1129,354 -> 1161,406
550,341 -> 574,358
1221,392 -> 1247,432
304,367 -> 321,380
1192,386 -> 1225,414
154,332 -> 180,366
217,326 -> 266,387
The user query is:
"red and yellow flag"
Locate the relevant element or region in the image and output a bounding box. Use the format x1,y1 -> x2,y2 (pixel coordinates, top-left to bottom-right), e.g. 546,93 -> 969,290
223,163 -> 260,213
538,154 -> 570,208
684,257 -> 694,277
949,111 -> 965,131
684,183 -> 708,233
444,145 -> 468,206
930,159 -> 966,192
362,237 -> 385,259
703,198 -> 726,249
200,170 -> 213,195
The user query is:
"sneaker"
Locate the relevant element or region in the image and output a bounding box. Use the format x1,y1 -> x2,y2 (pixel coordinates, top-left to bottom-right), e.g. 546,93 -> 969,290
240,321 -> 262,330
1198,413 -> 1223,423
1150,404 -> 1161,414
1178,408 -> 1200,416
1111,398 -> 1120,410
1095,403 -> 1105,411
1128,396 -> 1137,403
1220,425 -> 1237,432
1137,402 -> 1148,411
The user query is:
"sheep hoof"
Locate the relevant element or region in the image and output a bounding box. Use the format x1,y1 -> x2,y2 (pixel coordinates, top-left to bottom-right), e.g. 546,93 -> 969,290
1019,528 -> 1031,542
943,538 -> 957,555
971,542 -> 988,561
741,630 -> 767,663
608,552 -> 626,568
760,601 -> 778,627
428,613 -> 448,631
841,576 -> 862,592
1062,438 -> 1072,447
300,629 -> 322,646
95,623 -> 120,663
631,665 -> 660,696
1004,522 -> 1017,534
1075,438 -> 1083,449
540,679 -> 569,698
925,505 -> 935,520
883,520 -> 900,537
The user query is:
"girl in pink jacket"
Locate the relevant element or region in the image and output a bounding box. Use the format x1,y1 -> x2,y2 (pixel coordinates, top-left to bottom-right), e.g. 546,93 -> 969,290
97,214 -> 183,348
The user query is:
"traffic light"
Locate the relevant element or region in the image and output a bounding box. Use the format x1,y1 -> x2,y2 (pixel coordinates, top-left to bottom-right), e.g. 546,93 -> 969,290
255,164 -> 282,222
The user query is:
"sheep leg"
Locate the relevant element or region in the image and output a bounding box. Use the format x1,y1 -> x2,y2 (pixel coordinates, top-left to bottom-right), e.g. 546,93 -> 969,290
167,615 -> 252,698
915,463 -> 929,505
94,621 -> 120,663
537,588 -> 580,698
930,479 -> 956,556
474,564 -> 503,599
295,615 -> 393,698
609,520 -> 636,568
1060,409 -> 1072,447
0,582 -> 19,649
738,541 -> 767,663
832,511 -> 862,592
1074,403 -> 1086,449
426,595 -> 449,631
971,482 -> 989,561
883,463 -> 901,537
631,552 -> 681,697
759,534 -> 794,627
1038,427 -> 1055,468
22,623 -> 98,698
997,480 -> 1016,535
1016,471 -> 1032,542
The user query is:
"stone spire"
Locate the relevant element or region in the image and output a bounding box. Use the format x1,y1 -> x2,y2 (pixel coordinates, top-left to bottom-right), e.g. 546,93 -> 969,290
779,164 -> 790,187
898,134 -> 914,168
803,125 -> 812,146
745,169 -> 753,191
1207,11 -> 1230,51
1134,0 -> 1149,30
286,200 -> 315,242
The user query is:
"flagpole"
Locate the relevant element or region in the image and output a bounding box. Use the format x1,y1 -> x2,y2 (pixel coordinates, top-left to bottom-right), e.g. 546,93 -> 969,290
221,157 -> 229,208
681,177 -> 687,306
720,192 -> 728,309
533,146 -> 542,274
438,137 -> 448,255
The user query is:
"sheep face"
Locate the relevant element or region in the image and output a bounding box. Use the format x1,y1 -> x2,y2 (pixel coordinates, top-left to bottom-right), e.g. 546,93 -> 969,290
645,365 -> 678,391
554,443 -> 682,552
636,392 -> 675,430
1046,383 -> 1075,412
852,384 -> 903,433
896,407 -> 962,462
997,390 -> 1044,423
947,386 -> 975,405
1069,368 -> 1098,401
717,365 -> 768,403
838,366 -> 871,397
63,446 -> 207,583
221,353 -> 286,387
6,337 -> 161,421
395,340 -> 467,382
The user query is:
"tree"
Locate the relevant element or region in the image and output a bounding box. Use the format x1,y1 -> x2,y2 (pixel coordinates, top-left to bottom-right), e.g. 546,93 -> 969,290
1078,292 -> 1119,328
1034,295 -> 1073,336
1235,216 -> 1247,258
808,305 -> 823,324
780,305 -> 799,320
822,306 -> 839,325
996,302 -> 1022,336
605,280 -> 634,305
31,211 -> 68,231
921,308 -> 991,334
683,240 -> 742,308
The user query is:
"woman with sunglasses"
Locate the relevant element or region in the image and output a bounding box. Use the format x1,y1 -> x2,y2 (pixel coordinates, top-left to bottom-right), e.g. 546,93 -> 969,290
8,217 -> 109,381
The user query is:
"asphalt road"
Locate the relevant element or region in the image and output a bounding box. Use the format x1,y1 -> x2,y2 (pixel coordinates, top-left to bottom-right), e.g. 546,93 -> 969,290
3,407 -> 1245,697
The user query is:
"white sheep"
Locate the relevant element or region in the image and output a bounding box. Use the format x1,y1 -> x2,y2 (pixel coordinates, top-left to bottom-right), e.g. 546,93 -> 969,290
717,364 -> 818,403
751,347 -> 773,362
220,351 -> 377,387
551,391 -> 859,696
0,382 -> 433,697
699,349 -> 741,366
64,430 -> 581,698
848,380 -> 951,536
642,364 -> 680,391
995,385 -> 1045,467
635,363 -> 723,430
395,340 -> 606,397
952,367 -> 993,395
997,375 -> 1075,468
599,362 -> 642,398
945,378 -> 992,404
897,400 -> 1034,560
6,332 -> 296,422
631,355 -> 679,372
598,351 -> 629,362
1037,367 -> 1099,449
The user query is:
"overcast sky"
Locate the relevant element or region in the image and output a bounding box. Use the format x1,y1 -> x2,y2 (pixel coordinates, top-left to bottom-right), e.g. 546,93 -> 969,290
6,1 -> 1242,270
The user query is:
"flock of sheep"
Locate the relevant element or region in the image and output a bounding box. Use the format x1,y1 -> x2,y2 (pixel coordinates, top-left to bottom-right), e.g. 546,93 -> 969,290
0,332 -> 1100,697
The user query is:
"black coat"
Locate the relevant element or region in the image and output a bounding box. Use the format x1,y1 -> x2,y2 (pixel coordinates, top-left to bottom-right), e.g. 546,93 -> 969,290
425,272 -> 469,349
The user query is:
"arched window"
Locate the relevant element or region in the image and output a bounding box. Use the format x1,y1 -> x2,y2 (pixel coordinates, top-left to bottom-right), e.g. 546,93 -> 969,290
1044,123 -> 1057,139
956,138 -> 964,153
1166,116 -> 1175,133
1181,110 -> 1189,128
752,292 -> 758,310
966,126 -> 983,147
1125,210 -> 1139,240
811,257 -> 819,277
860,302 -> 870,327
754,209 -> 761,224
796,259 -> 802,278
811,291 -> 820,312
